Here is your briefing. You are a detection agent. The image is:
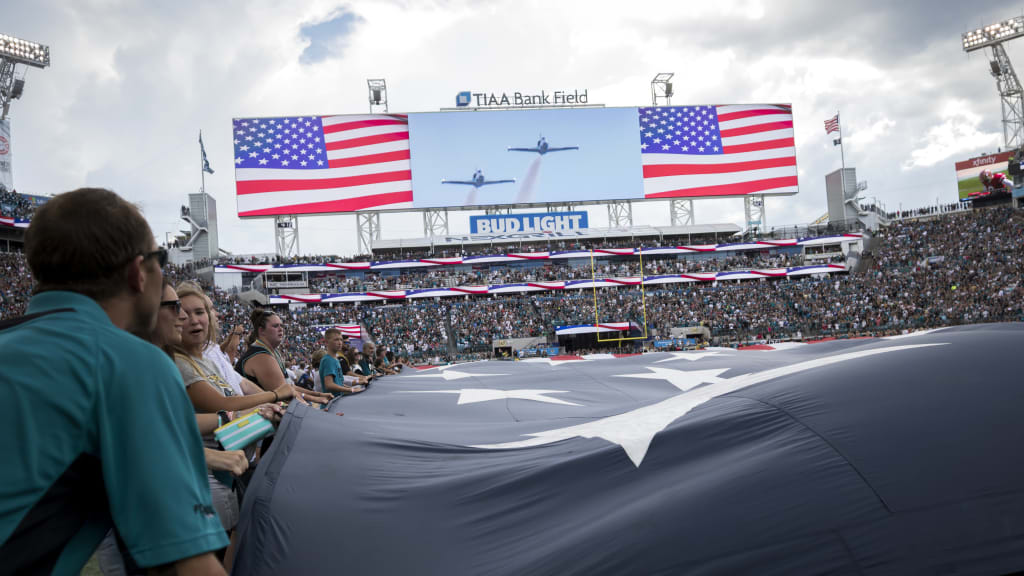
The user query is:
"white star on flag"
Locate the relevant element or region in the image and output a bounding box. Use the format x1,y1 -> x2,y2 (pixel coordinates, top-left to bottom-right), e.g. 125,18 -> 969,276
398,389 -> 580,406
615,367 -> 731,392
407,369 -> 508,381
654,351 -> 726,363
474,343 -> 947,468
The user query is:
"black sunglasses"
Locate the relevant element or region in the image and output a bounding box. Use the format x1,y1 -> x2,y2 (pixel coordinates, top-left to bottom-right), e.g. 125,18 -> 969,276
160,299 -> 182,314
141,247 -> 169,269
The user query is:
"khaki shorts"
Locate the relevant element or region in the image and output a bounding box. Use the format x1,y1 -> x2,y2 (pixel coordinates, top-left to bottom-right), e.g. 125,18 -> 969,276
207,472 -> 240,532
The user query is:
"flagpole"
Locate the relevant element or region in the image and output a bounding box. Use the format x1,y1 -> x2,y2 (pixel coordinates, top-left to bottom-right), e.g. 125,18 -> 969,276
837,112 -> 846,200
199,130 -> 206,195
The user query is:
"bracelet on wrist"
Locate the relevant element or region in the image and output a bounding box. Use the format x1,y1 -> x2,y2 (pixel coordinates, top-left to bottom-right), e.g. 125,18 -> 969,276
272,390 -> 279,402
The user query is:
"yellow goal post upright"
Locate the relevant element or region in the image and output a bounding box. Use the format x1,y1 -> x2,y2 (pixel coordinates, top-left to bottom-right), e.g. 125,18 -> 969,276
590,245 -> 650,343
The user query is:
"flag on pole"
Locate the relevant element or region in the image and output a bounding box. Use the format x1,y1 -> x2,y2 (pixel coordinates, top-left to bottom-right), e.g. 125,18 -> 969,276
200,132 -> 214,174
833,138 -> 842,146
824,114 -> 840,135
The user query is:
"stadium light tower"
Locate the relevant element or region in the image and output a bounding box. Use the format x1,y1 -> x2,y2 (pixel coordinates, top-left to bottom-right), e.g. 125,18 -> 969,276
652,72 -> 694,225
367,78 -> 388,113
962,16 -> 1024,149
651,73 -> 673,106
0,33 -> 50,120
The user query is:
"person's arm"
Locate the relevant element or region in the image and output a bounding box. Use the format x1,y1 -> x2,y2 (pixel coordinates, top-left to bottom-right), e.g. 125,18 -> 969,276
245,354 -> 322,404
343,373 -> 369,385
302,388 -> 334,401
195,413 -> 222,436
234,373 -> 278,397
186,378 -> 290,413
237,375 -> 267,396
102,350 -> 229,569
203,448 -> 248,476
147,552 -> 226,575
324,373 -> 362,395
245,353 -> 287,390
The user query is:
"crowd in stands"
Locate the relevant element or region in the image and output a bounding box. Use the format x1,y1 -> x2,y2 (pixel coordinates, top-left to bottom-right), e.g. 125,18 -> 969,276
0,251 -> 33,319
214,252 -> 368,266
361,302 -> 452,361
0,186 -> 38,219
888,202 -> 966,220
2,204 -> 1022,365
305,205 -> 1023,355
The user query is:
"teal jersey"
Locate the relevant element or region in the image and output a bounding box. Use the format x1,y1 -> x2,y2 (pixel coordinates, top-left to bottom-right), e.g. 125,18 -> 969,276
0,291 -> 228,574
319,354 -> 343,396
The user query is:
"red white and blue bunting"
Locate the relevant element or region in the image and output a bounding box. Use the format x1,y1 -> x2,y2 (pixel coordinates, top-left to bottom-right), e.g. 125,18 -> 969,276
215,233 -> 862,274
264,263 -> 848,305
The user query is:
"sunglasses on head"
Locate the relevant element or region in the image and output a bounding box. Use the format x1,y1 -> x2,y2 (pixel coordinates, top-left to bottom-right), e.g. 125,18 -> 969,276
160,299 -> 181,314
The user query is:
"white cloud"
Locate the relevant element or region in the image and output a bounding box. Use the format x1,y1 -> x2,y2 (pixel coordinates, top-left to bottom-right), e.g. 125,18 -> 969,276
902,100 -> 1001,170
847,117 -> 895,149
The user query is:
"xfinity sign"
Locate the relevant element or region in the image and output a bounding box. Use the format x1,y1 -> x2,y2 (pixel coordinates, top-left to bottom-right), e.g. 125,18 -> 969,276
455,89 -> 589,108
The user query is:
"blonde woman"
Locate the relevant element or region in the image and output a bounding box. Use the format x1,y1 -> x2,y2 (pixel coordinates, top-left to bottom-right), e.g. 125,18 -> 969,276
172,282 -> 292,568
174,282 -> 297,413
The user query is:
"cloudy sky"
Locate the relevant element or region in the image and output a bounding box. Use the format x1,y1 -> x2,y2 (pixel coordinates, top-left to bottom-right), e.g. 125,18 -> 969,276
5,0 -> 1019,256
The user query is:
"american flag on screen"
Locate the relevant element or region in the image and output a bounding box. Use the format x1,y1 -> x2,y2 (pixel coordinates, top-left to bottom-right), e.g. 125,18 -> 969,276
232,115 -> 413,217
639,105 -> 798,198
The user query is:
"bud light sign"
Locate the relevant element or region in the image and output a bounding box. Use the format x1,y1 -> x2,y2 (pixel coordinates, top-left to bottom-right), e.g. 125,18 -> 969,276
470,211 -> 588,234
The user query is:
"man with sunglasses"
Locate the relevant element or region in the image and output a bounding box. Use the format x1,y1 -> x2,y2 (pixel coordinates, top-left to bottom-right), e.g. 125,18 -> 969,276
0,188 -> 228,575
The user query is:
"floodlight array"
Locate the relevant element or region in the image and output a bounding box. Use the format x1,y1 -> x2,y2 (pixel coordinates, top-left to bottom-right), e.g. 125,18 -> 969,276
0,34 -> 50,68
962,16 -> 1024,52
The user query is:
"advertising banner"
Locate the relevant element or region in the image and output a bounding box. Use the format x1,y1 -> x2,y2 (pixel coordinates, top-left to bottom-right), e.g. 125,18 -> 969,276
469,211 -> 588,234
232,104 -> 797,218
954,150 -> 1017,201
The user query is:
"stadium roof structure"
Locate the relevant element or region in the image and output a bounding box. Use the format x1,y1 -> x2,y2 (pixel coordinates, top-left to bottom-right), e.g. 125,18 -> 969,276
233,323 -> 1024,574
371,223 -> 741,250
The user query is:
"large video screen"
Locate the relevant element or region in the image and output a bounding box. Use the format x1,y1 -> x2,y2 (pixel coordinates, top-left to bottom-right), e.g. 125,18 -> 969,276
232,104 -> 797,218
955,150 -> 1015,201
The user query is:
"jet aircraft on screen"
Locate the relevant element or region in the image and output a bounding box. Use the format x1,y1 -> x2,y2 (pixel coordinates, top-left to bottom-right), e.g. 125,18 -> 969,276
507,135 -> 579,155
441,170 -> 516,189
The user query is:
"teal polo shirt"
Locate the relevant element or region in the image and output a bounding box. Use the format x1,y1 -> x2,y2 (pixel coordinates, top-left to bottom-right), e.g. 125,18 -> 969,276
0,291 -> 228,574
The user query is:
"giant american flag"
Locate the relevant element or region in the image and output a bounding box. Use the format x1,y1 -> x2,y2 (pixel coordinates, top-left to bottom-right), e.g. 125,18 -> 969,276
232,115 -> 414,217
638,104 -> 798,199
